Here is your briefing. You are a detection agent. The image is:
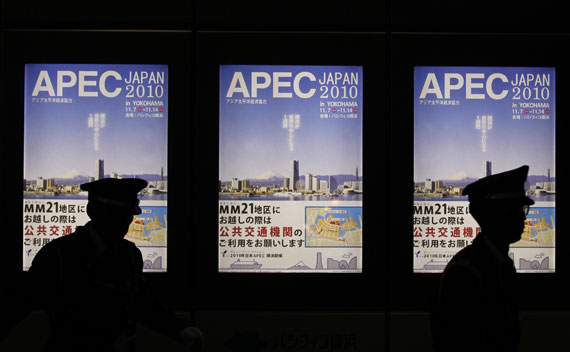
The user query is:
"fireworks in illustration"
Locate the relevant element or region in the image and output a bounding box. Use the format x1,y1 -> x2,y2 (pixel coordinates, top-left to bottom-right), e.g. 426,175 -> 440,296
282,113 -> 300,152
475,115 -> 492,152
88,113 -> 106,151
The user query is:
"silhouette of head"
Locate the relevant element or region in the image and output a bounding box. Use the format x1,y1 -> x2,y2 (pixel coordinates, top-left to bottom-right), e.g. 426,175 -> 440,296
81,178 -> 148,242
463,165 -> 534,245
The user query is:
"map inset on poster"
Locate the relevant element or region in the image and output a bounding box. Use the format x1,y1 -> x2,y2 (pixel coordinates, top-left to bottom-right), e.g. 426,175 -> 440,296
306,207 -> 362,247
512,207 -> 555,247
126,206 -> 167,247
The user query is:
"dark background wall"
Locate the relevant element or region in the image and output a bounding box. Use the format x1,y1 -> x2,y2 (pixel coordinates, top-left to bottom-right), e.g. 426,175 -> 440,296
1,1 -> 568,351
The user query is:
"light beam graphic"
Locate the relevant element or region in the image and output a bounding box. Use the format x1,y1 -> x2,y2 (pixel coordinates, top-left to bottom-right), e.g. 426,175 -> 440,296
282,114 -> 300,152
475,115 -> 492,152
88,113 -> 106,151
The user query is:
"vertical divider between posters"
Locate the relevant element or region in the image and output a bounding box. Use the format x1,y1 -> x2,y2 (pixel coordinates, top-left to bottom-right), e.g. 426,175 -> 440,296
385,1 -> 393,350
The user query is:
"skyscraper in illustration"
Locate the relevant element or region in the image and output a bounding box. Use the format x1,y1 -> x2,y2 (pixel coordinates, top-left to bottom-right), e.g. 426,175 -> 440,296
484,161 -> 492,177
328,176 -> 337,193
316,252 -> 323,270
305,173 -> 313,191
283,177 -> 290,190
95,159 -> 104,180
290,160 -> 299,191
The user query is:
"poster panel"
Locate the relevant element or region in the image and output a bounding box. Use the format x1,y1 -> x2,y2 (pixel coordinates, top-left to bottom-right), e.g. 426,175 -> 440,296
413,67 -> 555,273
219,65 -> 363,273
23,64 -> 168,272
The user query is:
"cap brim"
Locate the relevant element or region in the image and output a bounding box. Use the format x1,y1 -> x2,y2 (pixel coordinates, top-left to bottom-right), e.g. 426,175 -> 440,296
523,196 -> 535,206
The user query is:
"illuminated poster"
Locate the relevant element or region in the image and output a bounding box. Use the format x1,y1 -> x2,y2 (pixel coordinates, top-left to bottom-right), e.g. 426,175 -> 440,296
219,65 -> 363,273
23,64 -> 168,272
414,67 -> 555,273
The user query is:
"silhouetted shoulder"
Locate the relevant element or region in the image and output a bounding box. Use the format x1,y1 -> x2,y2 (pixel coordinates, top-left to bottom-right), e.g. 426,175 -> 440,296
30,228 -> 85,267
441,246 -> 482,290
121,238 -> 144,270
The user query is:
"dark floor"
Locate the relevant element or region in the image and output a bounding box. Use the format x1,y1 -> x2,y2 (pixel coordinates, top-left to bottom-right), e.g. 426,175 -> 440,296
2,310 -> 569,351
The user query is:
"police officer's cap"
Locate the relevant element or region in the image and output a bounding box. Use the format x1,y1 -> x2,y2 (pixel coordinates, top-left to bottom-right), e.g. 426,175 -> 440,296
81,178 -> 148,215
462,165 -> 534,205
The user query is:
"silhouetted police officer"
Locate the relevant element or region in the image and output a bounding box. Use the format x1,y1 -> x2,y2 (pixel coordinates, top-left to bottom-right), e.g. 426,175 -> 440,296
432,165 -> 533,352
28,178 -> 202,352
